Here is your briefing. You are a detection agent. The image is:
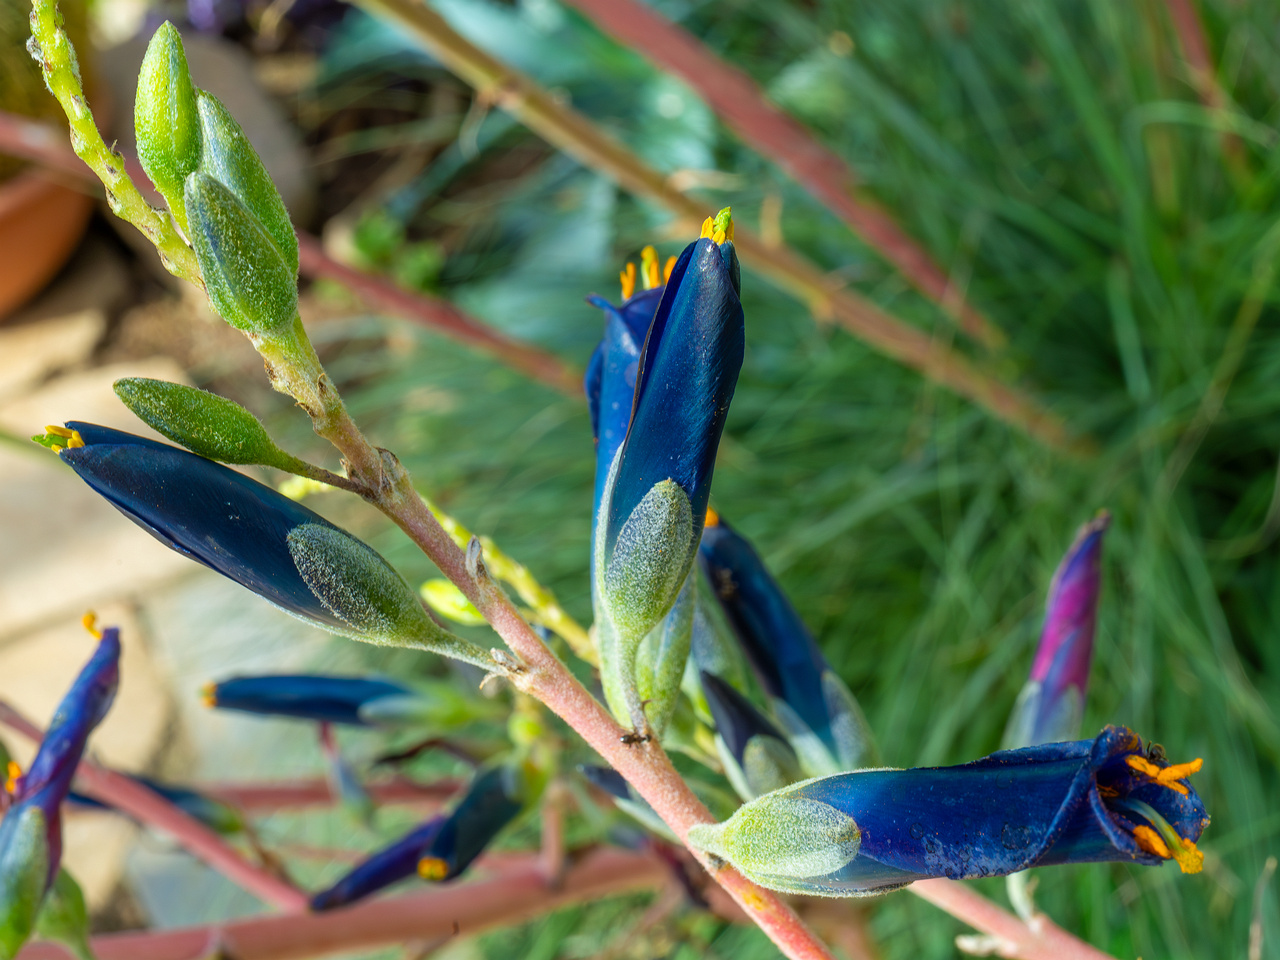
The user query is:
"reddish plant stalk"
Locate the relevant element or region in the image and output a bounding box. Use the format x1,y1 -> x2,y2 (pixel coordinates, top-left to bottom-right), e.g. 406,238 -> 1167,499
16,849 -> 669,960
198,777 -> 461,811
559,0 -> 1004,350
911,878 -> 1116,960
0,701 -> 309,913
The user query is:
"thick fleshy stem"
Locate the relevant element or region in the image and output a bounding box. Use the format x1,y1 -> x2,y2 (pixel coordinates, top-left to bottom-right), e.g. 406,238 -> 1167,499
27,0 -> 202,285
0,700 -> 309,914
15,850 -> 670,960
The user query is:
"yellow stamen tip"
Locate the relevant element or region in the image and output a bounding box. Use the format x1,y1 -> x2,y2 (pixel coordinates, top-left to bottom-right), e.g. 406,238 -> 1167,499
1132,825 -> 1170,860
705,507 -> 720,527
1172,838 -> 1205,874
699,216 -> 714,239
663,256 -> 676,283
619,261 -> 637,301
81,611 -> 103,639
640,245 -> 661,290
200,683 -> 218,708
418,856 -> 449,881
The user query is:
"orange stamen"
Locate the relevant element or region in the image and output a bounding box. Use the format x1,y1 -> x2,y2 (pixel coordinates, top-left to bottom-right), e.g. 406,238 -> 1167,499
418,856 -> 449,881
1125,755 -> 1202,795
1132,825 -> 1170,859
4,761 -> 20,794
705,507 -> 720,527
82,611 -> 103,639
619,262 -> 636,301
663,256 -> 676,283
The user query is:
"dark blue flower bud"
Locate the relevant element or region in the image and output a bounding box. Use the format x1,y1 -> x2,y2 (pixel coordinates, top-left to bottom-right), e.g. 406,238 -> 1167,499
54,424 -> 489,667
0,628 -> 119,956
690,726 -> 1208,895
699,672 -> 800,800
309,817 -> 444,912
698,514 -> 874,773
203,675 -> 417,726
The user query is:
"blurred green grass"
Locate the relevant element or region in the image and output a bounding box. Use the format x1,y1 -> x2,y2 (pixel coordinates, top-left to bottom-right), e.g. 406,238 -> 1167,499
261,0 -> 1280,956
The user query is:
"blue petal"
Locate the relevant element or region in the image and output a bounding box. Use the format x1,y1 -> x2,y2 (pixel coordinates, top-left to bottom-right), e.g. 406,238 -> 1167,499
61,423 -> 349,628
776,727 -> 1208,893
421,765 -> 524,880
584,287 -> 663,450
208,675 -> 414,725
602,239 -> 744,562
698,519 -> 833,751
699,670 -> 788,767
309,817 -> 445,911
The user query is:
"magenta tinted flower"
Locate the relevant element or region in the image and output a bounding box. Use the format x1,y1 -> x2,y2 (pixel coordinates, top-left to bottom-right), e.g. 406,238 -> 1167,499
1005,512 -> 1110,748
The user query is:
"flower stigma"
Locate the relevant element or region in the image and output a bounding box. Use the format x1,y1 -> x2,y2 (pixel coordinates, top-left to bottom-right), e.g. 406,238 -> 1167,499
81,611 -> 103,640
1115,797 -> 1205,874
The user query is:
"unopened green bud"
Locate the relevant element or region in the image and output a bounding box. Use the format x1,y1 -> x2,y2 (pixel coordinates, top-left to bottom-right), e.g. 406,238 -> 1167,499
601,479 -> 694,641
33,871 -> 92,960
687,790 -> 860,895
632,572 -> 694,737
197,92 -> 297,274
114,377 -> 293,468
0,806 -> 50,960
186,172 -> 297,335
286,523 -> 493,669
135,22 -> 201,232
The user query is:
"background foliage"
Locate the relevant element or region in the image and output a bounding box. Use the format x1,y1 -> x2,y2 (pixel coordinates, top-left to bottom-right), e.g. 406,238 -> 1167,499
147,0 -> 1280,956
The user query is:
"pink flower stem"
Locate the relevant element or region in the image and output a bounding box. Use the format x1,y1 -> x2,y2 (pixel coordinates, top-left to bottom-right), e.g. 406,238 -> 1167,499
911,878 -> 1117,960
16,849 -> 670,960
0,700 -> 309,913
198,777 -> 461,811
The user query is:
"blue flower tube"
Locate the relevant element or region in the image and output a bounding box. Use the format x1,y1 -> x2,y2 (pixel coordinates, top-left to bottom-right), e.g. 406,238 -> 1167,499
203,674 -> 416,726
309,817 -> 444,912
690,726 -> 1208,896
699,671 -> 800,800
698,513 -> 874,773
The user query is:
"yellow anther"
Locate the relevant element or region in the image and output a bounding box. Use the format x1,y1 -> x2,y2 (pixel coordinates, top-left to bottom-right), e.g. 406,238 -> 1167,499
200,682 -> 218,708
4,761 -> 20,794
699,216 -> 715,239
705,506 -> 720,527
1132,825 -> 1169,859
663,256 -> 676,283
82,611 -> 102,639
1125,755 -> 1201,796
417,856 -> 449,881
619,261 -> 637,301
44,425 -> 84,449
640,245 -> 661,290
711,207 -> 734,245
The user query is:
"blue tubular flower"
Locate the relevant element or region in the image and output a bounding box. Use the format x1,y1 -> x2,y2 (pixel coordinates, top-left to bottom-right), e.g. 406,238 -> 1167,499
699,672 -> 800,800
1005,513 -> 1111,749
416,764 -> 526,882
70,777 -> 243,835
1,629 -> 119,956
52,423 -> 489,667
689,726 -> 1209,897
309,817 -> 444,911
593,213 -> 745,731
203,675 -> 416,726
698,513 -> 874,774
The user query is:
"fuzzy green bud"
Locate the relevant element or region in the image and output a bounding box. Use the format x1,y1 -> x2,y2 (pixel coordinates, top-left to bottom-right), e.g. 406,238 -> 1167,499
134,22 -> 201,232
687,789 -> 861,895
186,171 -> 297,335
286,523 -> 493,669
197,92 -> 297,274
113,377 -> 294,468
0,806 -> 50,960
631,572 -> 694,737
601,479 -> 694,641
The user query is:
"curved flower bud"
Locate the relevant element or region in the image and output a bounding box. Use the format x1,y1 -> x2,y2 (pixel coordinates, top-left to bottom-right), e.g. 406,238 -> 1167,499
134,22 -> 201,231
1004,512 -> 1111,749
203,675 -> 417,726
689,726 -> 1208,896
185,171 -> 297,336
0,629 -> 119,956
700,672 -> 801,800
698,514 -> 874,774
593,213 -> 744,731
309,817 -> 444,912
55,424 -> 491,668
71,777 -> 243,835
310,764 -> 530,911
